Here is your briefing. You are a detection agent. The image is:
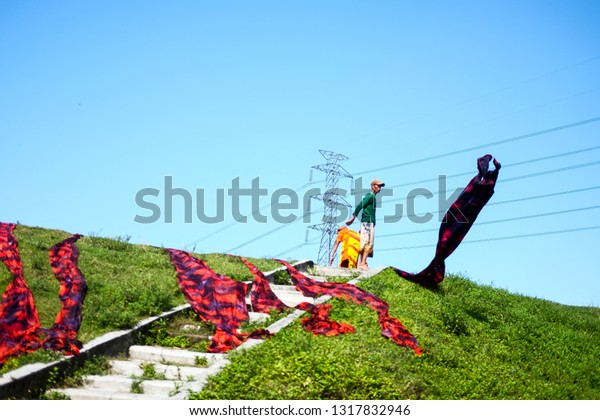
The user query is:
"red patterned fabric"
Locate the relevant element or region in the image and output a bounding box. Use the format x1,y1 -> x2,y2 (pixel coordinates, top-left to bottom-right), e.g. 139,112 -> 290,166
240,257 -> 356,337
41,234 -> 86,355
239,256 -> 289,314
1,223 -> 88,366
0,223 -> 41,365
166,249 -> 271,353
392,155 -> 501,288
168,251 -> 419,352
274,259 -> 422,354
295,301 -> 357,336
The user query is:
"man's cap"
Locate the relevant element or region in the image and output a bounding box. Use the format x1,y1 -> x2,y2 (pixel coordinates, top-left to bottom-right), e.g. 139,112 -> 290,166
371,179 -> 385,187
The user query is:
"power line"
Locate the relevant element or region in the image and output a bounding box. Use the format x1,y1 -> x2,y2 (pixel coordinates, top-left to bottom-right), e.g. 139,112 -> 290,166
354,116 -> 600,176
402,86 -> 600,149
388,145 -> 600,188
487,185 -> 600,207
223,150 -> 354,257
185,56 -> 600,251
235,159 -> 600,256
274,241 -> 320,258
378,205 -> 600,238
224,208 -> 321,254
193,119 -> 600,255
274,185 -> 600,255
184,132 -> 600,249
183,179 -> 322,250
377,225 -> 600,251
347,54 -> 600,146
384,159 -> 600,205
278,206 -> 600,255
501,160 -> 600,183
425,184 -> 600,213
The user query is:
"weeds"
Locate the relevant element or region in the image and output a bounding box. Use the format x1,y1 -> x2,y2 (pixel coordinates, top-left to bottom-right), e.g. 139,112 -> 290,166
38,355 -> 111,399
131,379 -> 144,394
4,225 -> 600,400
140,362 -> 167,380
189,269 -> 600,400
1,225 -> 281,373
140,313 -> 212,352
194,356 -> 208,367
0,350 -> 63,376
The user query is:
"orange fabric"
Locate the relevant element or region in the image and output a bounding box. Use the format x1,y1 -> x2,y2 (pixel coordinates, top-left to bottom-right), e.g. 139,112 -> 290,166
336,228 -> 360,268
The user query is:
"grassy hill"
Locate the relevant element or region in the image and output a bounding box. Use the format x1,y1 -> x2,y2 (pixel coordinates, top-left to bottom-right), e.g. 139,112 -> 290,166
2,224 -> 600,399
0,224 -> 282,372
192,269 -> 600,399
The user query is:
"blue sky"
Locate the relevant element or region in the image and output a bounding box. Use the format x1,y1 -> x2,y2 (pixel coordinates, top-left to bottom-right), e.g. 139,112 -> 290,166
1,1 -> 599,307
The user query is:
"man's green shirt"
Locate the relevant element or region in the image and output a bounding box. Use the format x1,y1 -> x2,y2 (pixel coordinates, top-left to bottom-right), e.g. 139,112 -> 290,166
353,191 -> 377,224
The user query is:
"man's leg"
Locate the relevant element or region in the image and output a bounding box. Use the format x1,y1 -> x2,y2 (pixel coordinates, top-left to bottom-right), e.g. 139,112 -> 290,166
364,225 -> 375,268
357,251 -> 366,270
358,223 -> 369,270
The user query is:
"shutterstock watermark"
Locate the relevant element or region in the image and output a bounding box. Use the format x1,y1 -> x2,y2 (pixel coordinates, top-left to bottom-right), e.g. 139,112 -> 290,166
134,176 -> 464,225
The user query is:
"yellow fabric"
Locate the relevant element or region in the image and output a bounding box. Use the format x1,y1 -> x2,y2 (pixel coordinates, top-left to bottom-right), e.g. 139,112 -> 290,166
336,228 -> 360,269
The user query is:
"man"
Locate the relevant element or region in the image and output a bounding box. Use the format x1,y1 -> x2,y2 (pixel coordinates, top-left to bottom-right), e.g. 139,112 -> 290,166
346,179 -> 385,270
329,226 -> 360,268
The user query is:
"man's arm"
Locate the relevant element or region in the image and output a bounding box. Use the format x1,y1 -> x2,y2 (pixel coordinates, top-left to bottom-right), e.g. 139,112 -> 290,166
347,193 -> 370,225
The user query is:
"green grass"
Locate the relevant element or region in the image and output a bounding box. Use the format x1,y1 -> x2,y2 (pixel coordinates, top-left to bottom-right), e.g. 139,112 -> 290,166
0,224 -> 282,374
190,270 -> 600,400
2,224 -> 600,399
40,354 -> 112,400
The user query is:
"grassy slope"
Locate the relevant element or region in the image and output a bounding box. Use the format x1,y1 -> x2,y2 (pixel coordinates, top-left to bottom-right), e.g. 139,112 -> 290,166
193,270 -> 600,400
0,224 -> 281,344
2,224 -> 600,399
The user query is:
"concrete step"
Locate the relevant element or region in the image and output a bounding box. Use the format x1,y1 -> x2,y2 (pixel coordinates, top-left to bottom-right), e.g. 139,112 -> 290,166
269,284 -> 303,291
245,294 -> 316,309
311,266 -> 362,277
109,359 -> 212,381
46,265 -> 380,400
128,345 -> 226,367
84,374 -> 184,396
50,346 -> 228,400
52,387 -> 164,400
277,295 -> 316,307
306,275 -> 330,282
29,261 -> 390,401
248,311 -> 270,323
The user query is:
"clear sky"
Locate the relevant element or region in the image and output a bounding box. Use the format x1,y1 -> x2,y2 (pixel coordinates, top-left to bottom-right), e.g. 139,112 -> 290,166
2,1 -> 599,307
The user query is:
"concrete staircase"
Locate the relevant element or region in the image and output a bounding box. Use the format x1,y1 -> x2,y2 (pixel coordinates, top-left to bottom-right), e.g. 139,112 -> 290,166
52,345 -> 229,400
46,265 -> 380,400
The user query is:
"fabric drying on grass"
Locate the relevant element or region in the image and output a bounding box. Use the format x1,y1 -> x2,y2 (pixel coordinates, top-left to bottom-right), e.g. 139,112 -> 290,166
0,223 -> 87,366
167,249 -> 422,354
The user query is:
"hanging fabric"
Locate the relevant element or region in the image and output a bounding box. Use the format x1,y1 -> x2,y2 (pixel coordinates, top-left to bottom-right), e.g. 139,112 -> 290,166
392,155 -> 501,288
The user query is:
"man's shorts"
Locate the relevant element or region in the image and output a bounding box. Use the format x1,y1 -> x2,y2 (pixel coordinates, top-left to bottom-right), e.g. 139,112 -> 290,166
359,222 -> 375,257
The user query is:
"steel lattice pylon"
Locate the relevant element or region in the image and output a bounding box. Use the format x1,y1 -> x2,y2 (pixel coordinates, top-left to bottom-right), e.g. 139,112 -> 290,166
308,150 -> 353,265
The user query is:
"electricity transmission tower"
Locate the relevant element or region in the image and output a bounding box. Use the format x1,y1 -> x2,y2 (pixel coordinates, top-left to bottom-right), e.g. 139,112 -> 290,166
308,150 -> 353,266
